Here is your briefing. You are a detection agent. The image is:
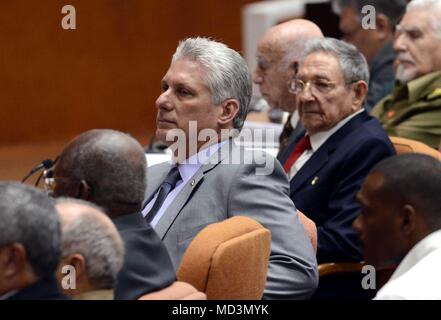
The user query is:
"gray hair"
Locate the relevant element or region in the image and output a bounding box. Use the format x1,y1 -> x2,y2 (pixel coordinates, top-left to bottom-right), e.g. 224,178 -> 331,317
172,37 -> 252,131
302,37 -> 370,85
56,198 -> 125,290
0,182 -> 61,278
406,0 -> 441,39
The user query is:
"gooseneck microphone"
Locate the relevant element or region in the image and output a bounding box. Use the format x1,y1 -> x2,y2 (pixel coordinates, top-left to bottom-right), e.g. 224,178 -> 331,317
21,159 -> 55,183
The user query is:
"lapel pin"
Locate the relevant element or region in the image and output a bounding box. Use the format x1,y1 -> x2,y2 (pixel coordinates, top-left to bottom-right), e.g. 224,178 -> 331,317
190,179 -> 195,186
311,176 -> 319,186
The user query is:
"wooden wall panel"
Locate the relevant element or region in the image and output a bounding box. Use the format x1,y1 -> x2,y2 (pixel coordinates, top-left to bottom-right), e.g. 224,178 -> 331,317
0,0 -> 256,145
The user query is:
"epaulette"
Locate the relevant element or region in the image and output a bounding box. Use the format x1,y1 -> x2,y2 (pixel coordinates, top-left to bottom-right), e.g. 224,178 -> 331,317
426,88 -> 441,100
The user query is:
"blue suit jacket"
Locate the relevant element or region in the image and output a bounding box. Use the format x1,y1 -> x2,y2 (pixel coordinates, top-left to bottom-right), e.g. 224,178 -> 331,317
279,111 -> 396,264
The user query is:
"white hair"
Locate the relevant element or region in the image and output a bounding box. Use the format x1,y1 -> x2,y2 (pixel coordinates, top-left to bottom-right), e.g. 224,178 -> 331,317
172,37 -> 252,130
406,0 -> 441,39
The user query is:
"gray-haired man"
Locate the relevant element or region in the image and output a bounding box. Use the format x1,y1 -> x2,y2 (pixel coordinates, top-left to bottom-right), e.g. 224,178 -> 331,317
0,182 -> 65,300
279,37 -> 395,299
143,37 -> 318,299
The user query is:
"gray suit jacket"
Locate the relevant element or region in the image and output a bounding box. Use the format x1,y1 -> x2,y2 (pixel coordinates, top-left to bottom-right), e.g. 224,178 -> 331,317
145,140 -> 318,299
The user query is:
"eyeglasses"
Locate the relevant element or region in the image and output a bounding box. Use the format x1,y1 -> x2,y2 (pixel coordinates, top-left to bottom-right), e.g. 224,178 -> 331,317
288,78 -> 337,95
42,167 -> 90,198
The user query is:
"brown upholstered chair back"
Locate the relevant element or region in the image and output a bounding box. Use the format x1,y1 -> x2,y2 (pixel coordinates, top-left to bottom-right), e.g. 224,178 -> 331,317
176,216 -> 271,300
389,136 -> 441,160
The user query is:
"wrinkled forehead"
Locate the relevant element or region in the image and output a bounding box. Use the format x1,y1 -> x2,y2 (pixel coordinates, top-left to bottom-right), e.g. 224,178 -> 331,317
298,52 -> 343,80
398,8 -> 438,35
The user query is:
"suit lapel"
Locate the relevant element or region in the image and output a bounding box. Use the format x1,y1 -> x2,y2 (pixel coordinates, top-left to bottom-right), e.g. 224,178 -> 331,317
289,111 -> 370,195
154,139 -> 232,239
278,126 -> 305,164
143,162 -> 172,207
289,145 -> 330,194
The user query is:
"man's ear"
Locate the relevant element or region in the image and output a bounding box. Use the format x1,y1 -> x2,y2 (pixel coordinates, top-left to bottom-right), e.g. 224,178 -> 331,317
218,99 -> 240,126
351,80 -> 368,111
400,204 -> 417,236
288,60 -> 299,77
77,180 -> 91,201
375,14 -> 391,41
64,254 -> 87,279
0,244 -> 27,278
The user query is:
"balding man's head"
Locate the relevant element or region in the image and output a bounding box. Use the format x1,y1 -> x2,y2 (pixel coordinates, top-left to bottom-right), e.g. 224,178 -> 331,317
254,19 -> 323,112
53,129 -> 147,218
55,198 -> 124,297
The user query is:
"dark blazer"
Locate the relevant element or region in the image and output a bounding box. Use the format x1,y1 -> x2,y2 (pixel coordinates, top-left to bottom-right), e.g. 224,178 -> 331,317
279,111 -> 395,264
7,276 -> 67,300
113,212 -> 176,300
366,42 -> 395,111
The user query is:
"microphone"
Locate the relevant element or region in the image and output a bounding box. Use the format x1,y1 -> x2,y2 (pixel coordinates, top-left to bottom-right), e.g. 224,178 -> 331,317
21,159 -> 55,183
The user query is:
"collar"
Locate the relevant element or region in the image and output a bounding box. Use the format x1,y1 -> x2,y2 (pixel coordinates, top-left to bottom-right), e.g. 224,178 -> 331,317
389,229 -> 441,282
397,71 -> 441,104
6,276 -> 65,300
0,290 -> 18,300
290,110 -> 300,128
178,140 -> 227,183
73,289 -> 114,300
408,71 -> 441,104
309,108 -> 365,152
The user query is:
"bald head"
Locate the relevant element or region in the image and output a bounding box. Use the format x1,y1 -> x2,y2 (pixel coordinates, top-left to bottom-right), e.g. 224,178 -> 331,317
53,129 -> 147,217
254,19 -> 323,112
260,19 -> 324,52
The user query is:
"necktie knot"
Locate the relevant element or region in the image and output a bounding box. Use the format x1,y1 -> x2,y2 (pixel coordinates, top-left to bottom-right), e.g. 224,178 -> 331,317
163,166 -> 181,188
297,135 -> 311,152
145,166 -> 181,224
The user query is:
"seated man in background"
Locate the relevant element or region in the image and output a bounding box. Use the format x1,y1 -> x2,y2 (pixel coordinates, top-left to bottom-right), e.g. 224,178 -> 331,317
333,0 -> 406,110
143,37 -> 318,299
55,198 -> 124,300
50,129 -> 176,300
0,182 -> 65,300
354,154 -> 441,299
282,38 -> 395,298
253,19 -> 323,156
371,0 -> 441,148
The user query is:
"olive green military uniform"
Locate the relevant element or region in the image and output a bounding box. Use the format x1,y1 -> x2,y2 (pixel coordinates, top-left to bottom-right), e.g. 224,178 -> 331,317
371,71 -> 441,149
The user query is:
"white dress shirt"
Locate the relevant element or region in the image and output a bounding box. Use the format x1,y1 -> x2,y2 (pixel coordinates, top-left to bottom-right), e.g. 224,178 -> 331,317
142,140 -> 226,227
287,109 -> 365,180
374,229 -> 441,300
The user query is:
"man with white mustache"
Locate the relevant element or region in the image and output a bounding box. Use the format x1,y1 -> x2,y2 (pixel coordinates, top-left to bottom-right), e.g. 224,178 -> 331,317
371,0 -> 441,149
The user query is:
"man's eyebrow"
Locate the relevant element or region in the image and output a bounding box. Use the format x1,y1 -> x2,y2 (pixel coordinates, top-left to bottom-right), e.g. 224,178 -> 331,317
297,73 -> 332,80
397,25 -> 423,34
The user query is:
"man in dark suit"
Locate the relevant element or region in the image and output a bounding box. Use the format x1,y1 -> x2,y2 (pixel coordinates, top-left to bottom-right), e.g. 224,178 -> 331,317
279,38 -> 396,299
50,129 -> 176,300
143,37 -> 318,299
0,182 -> 66,300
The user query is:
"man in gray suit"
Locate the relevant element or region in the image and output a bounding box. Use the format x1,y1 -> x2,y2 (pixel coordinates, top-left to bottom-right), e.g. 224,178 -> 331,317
142,37 -> 318,299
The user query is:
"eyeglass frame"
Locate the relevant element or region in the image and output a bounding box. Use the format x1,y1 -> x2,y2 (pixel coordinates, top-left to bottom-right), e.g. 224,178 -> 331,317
287,77 -> 359,96
43,168 -> 91,198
